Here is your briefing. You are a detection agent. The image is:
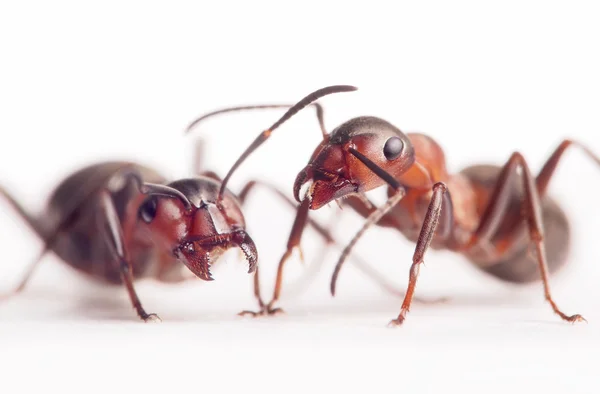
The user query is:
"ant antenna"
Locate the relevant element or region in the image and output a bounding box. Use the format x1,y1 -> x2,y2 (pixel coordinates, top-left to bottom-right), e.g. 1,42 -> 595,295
216,85 -> 358,200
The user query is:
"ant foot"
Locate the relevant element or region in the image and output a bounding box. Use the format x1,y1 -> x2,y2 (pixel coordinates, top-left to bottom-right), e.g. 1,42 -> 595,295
387,317 -> 405,327
387,310 -> 407,327
142,313 -> 162,323
238,302 -> 285,317
565,314 -> 586,324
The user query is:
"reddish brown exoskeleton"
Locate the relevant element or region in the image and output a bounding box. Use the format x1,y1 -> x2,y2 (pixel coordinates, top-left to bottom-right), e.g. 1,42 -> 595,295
190,85 -> 599,326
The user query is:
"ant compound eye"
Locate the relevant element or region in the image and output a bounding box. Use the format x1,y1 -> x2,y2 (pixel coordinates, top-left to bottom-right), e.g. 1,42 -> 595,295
383,136 -> 404,160
138,197 -> 158,223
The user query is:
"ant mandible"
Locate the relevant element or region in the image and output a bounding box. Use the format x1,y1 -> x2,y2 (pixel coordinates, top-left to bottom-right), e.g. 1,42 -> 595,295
189,85 -> 598,326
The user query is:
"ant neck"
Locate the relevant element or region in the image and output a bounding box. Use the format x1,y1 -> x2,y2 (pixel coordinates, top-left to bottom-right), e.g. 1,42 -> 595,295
398,133 -> 449,190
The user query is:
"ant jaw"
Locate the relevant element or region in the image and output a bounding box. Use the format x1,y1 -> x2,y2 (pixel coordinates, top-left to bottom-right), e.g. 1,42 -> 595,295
175,229 -> 257,281
175,243 -> 218,281
298,178 -> 358,210
294,166 -> 358,210
293,167 -> 312,203
232,230 -> 258,274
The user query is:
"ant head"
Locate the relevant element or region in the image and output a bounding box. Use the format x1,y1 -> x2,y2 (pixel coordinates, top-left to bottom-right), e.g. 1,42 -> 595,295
133,176 -> 257,281
294,116 -> 415,209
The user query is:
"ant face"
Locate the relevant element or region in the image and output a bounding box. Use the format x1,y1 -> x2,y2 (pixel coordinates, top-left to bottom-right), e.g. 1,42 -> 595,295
294,116 -> 415,210
135,176 -> 257,281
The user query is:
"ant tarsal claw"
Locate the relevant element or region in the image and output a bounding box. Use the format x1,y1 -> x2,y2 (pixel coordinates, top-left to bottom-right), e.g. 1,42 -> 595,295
143,313 -> 162,323
566,314 -> 587,324
387,317 -> 406,328
238,303 -> 285,318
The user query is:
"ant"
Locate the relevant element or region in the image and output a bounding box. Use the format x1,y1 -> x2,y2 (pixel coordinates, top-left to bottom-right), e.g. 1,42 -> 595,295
0,148 -> 259,322
189,85 -> 599,326
0,138 -> 400,322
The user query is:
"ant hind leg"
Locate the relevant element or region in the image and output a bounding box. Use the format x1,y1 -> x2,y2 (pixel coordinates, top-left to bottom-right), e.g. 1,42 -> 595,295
0,186 -> 50,301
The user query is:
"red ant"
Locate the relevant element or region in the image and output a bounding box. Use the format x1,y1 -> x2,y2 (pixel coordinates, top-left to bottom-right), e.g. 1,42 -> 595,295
0,139 -> 400,321
189,85 -> 599,326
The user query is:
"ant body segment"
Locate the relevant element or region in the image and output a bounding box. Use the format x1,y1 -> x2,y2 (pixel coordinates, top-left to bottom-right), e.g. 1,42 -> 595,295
191,85 -> 598,326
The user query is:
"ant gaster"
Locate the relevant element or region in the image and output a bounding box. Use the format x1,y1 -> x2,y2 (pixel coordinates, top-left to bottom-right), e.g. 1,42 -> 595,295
190,85 -> 598,326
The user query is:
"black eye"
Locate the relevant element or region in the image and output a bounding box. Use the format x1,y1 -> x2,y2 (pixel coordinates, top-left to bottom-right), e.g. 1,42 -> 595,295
383,137 -> 404,160
138,197 -> 158,223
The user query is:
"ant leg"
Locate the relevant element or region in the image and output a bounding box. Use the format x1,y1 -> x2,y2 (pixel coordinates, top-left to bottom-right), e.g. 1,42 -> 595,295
238,265 -> 268,317
389,183 -> 450,326
464,139 -> 600,252
0,187 -> 50,300
238,194 -> 311,316
332,192 -> 452,306
0,187 -> 43,235
281,213 -> 343,299
536,139 -> 600,196
462,152 -> 586,323
284,212 -> 447,303
498,139 -> 600,252
263,199 -> 311,315
0,248 -> 48,301
329,183 -> 451,326
98,191 -> 160,323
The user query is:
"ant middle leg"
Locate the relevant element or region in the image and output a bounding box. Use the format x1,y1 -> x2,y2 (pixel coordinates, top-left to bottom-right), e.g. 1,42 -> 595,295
461,145 -> 597,323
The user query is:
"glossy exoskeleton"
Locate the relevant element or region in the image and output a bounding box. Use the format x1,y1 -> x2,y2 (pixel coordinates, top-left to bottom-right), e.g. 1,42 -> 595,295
189,85 -> 599,326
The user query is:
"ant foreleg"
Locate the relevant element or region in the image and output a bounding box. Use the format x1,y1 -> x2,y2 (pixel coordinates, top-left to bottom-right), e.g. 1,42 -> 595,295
390,182 -> 449,326
239,197 -> 311,317
98,190 -> 160,323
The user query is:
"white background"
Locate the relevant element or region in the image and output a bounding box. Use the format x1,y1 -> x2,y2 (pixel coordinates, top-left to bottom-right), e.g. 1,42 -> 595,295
1,1 -> 599,393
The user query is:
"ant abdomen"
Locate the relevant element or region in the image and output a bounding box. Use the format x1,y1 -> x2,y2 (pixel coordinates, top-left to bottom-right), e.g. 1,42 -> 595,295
460,164 -> 571,283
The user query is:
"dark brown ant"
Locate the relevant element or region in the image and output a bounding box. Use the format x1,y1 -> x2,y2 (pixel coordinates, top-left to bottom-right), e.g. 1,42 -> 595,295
0,152 -> 261,322
189,85 -> 599,326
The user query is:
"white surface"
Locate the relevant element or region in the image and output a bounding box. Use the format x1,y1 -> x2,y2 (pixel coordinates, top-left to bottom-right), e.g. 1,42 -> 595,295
1,1 -> 600,393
